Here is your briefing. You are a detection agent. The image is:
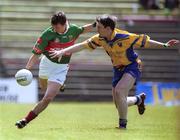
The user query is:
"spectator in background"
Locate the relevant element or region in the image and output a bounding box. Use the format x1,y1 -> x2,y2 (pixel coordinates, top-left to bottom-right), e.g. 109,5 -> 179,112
164,0 -> 179,10
139,0 -> 160,10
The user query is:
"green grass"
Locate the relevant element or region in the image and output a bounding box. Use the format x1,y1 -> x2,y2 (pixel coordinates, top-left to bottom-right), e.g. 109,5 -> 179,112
0,102 -> 180,140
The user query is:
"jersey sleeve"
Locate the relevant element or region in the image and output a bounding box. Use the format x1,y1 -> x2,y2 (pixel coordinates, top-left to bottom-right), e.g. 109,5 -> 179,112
83,34 -> 101,50
129,33 -> 150,48
32,31 -> 50,55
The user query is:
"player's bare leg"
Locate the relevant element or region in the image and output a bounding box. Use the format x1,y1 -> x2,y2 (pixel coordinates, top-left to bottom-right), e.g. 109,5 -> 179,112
114,73 -> 134,129
15,81 -> 61,129
114,73 -> 146,129
112,88 -> 118,109
32,81 -> 60,114
39,78 -> 65,94
39,78 -> 47,94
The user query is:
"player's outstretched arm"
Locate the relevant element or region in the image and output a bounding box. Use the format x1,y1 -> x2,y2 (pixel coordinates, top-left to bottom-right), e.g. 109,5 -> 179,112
148,39 -> 180,48
49,42 -> 87,59
26,54 -> 40,70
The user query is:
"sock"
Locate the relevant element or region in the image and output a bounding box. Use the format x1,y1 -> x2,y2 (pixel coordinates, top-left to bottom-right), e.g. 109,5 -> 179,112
127,96 -> 138,106
135,96 -> 141,105
25,111 -> 38,123
119,118 -> 127,128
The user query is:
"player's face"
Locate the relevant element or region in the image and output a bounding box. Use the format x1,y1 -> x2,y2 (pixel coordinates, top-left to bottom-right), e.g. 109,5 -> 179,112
52,23 -> 66,34
96,22 -> 109,38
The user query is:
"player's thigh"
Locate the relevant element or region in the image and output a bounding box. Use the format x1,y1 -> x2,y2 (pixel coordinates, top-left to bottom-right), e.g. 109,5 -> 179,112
39,78 -> 48,92
116,73 -> 135,91
43,81 -> 61,100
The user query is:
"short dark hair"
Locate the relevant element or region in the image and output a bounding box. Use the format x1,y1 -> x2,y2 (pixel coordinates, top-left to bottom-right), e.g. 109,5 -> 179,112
51,11 -> 67,25
96,15 -> 117,30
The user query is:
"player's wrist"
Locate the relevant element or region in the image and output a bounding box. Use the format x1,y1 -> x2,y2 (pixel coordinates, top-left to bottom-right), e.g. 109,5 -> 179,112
163,43 -> 168,48
60,50 -> 65,56
25,65 -> 31,70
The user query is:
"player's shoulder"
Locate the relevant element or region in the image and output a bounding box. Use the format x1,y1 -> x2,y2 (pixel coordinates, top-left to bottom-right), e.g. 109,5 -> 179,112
116,28 -> 138,37
68,24 -> 84,34
39,26 -> 56,40
115,28 -> 130,35
68,24 -> 82,31
69,23 -> 81,28
44,26 -> 54,33
114,28 -> 135,40
41,26 -> 55,36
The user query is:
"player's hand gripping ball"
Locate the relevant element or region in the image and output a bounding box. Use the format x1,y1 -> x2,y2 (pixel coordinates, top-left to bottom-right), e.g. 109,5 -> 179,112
15,69 -> 33,86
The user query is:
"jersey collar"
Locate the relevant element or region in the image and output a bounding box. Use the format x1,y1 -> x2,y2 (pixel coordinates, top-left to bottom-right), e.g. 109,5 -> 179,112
56,21 -> 70,35
110,29 -> 117,40
99,29 -> 117,41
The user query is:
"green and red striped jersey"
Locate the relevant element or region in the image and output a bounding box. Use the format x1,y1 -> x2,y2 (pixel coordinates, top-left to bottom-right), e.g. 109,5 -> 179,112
32,24 -> 84,63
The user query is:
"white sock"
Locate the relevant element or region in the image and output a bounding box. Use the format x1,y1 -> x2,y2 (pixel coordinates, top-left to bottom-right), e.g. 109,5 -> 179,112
127,96 -> 138,106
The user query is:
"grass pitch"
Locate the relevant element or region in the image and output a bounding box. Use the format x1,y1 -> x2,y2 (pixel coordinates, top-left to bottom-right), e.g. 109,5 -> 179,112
0,102 -> 180,140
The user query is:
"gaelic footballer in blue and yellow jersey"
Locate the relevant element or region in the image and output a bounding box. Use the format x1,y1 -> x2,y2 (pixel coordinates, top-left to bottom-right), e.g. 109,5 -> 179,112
32,24 -> 84,64
82,28 -> 150,87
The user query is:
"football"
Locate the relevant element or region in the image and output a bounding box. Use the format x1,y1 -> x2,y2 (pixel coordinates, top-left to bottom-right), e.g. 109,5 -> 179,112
15,69 -> 33,86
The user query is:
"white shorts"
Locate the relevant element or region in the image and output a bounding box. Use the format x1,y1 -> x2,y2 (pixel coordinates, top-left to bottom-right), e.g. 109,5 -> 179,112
39,56 -> 69,85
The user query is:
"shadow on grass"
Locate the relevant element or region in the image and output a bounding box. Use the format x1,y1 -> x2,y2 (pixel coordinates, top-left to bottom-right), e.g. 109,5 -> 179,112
96,127 -> 138,133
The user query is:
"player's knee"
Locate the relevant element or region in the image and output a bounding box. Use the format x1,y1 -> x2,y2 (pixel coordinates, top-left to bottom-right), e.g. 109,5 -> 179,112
115,85 -> 128,101
115,85 -> 128,94
42,89 -> 59,103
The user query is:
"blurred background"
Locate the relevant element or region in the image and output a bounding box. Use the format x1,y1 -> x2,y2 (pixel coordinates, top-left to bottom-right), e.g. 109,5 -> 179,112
0,0 -> 180,105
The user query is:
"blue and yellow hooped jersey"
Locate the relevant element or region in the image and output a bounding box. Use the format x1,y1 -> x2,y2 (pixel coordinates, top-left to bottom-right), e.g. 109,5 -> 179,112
83,28 -> 150,66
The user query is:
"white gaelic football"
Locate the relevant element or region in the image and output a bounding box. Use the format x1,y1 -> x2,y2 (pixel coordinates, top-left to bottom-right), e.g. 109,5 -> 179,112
15,69 -> 33,86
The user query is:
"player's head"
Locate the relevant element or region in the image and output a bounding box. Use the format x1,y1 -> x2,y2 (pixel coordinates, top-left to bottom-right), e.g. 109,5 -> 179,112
96,15 -> 117,36
96,15 -> 117,38
51,11 -> 67,33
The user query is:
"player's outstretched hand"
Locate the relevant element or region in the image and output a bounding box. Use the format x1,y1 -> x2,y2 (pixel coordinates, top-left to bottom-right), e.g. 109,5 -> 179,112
49,48 -> 64,59
165,39 -> 180,47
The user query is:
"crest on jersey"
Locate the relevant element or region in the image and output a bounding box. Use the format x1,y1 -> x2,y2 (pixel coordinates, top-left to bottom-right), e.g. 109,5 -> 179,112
117,42 -> 122,47
54,38 -> 60,43
68,35 -> 73,40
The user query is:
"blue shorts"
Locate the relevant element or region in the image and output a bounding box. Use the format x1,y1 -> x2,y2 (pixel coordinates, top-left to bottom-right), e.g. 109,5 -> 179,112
112,62 -> 141,88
